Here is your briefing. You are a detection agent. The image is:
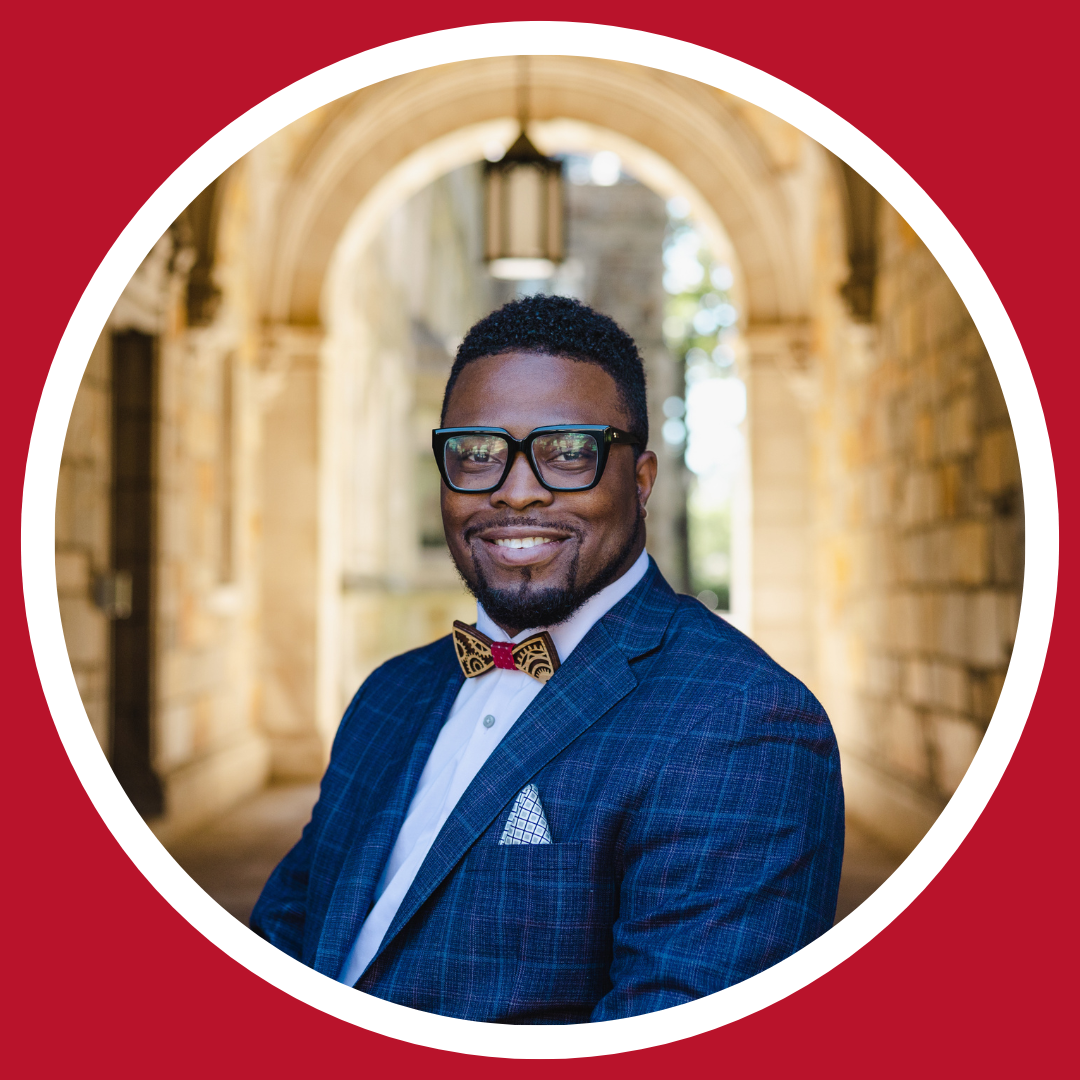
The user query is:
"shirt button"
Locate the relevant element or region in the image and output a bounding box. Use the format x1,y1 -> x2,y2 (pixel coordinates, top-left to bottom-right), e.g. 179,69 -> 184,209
483,714 -> 496,728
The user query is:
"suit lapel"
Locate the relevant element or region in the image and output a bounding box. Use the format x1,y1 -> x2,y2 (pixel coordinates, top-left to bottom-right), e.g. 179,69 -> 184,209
312,647 -> 464,977
369,565 -> 678,965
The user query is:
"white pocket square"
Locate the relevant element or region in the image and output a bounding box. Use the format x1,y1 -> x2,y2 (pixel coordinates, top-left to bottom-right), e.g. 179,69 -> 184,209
499,782 -> 552,845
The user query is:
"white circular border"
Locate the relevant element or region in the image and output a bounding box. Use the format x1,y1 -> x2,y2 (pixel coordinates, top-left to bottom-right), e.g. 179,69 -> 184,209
21,22 -> 1057,1059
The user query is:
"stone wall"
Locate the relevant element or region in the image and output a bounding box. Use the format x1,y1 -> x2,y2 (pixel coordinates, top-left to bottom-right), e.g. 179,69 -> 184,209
57,191 -> 272,840
810,202 -> 1022,851
56,330 -> 113,750
155,324 -> 267,832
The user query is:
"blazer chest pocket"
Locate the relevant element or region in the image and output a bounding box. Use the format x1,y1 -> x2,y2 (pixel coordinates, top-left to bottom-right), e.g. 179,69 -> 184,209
465,841 -> 587,876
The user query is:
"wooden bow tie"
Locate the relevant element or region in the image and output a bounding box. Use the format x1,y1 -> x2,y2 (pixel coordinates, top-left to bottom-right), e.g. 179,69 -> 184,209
452,621 -> 561,683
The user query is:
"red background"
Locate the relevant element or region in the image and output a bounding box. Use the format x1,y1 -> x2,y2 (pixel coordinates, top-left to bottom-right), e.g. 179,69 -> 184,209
4,3 -> 1075,1074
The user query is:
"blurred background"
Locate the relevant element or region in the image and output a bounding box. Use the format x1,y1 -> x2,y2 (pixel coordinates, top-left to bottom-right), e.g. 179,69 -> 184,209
56,57 -> 1022,926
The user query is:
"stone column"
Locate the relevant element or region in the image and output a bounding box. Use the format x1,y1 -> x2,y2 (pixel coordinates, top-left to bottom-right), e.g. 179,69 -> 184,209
744,322 -> 815,687
257,324 -> 338,779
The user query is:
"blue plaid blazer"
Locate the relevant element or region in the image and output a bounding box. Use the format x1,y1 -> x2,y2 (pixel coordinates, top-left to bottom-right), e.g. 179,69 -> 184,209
251,560 -> 844,1022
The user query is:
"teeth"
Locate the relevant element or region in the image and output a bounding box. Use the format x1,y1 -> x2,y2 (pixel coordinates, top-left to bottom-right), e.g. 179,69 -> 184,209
494,537 -> 554,549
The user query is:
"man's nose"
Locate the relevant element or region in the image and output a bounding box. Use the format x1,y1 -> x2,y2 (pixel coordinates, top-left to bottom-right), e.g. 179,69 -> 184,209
490,450 -> 553,509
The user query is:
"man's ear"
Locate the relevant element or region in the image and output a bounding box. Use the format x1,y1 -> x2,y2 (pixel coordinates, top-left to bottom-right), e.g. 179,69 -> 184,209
634,450 -> 658,510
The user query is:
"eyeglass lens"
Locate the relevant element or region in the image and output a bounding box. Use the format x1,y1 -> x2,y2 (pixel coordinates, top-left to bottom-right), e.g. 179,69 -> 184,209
443,432 -> 601,490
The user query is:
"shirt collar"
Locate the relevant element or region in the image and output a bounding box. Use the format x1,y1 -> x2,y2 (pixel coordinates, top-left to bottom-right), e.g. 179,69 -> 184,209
475,547 -> 651,663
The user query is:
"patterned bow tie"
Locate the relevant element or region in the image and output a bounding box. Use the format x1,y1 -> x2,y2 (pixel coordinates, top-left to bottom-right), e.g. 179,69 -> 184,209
452,620 -> 561,683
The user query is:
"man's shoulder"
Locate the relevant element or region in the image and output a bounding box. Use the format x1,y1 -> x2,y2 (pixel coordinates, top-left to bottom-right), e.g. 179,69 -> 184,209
660,594 -> 777,673
649,595 -> 828,721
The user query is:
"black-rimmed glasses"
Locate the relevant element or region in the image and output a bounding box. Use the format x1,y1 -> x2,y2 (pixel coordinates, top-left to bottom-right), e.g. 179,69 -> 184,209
432,425 -> 641,493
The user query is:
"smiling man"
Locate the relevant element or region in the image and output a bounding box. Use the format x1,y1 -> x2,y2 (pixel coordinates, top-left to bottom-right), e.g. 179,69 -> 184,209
252,295 -> 844,1023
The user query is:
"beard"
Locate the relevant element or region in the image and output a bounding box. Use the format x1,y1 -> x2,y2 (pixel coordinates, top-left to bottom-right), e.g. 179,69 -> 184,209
454,509 -> 644,633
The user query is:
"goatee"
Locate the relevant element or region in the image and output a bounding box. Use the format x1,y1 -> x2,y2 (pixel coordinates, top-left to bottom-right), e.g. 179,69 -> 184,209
455,510 -> 644,633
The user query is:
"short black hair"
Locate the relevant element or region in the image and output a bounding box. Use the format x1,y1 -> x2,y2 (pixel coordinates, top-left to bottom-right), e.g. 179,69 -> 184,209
441,295 -> 649,447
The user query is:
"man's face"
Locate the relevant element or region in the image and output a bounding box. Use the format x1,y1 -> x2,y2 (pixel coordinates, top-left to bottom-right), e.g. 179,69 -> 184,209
440,350 -> 658,635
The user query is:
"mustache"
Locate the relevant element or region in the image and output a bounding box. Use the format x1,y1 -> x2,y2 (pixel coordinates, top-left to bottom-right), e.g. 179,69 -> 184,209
461,516 -> 584,544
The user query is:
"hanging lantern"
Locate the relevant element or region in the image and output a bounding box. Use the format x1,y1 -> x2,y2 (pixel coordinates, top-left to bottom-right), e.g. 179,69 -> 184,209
485,129 -> 564,280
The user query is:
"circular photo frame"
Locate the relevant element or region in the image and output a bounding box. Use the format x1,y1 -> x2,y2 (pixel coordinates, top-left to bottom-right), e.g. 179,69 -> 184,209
21,21 -> 1057,1059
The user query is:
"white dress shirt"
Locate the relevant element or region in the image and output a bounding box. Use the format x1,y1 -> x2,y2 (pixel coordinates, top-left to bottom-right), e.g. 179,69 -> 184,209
337,547 -> 650,986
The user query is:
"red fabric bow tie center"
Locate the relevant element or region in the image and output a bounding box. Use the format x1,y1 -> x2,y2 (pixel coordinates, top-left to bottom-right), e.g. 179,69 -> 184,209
451,621 -> 560,683
490,641 -> 517,670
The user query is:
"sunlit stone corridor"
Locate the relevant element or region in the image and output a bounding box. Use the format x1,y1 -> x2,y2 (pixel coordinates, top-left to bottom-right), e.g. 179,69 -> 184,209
58,57 -> 1021,923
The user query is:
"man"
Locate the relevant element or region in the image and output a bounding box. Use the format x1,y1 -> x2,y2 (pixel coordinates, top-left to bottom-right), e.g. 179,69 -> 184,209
252,295 -> 844,1023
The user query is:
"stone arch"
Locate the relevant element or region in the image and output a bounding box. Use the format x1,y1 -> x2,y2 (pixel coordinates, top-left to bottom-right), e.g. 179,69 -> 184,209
263,56 -> 811,330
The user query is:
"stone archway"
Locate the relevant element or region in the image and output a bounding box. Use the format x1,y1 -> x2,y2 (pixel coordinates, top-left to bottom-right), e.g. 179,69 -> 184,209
246,57 -> 829,776
261,56 -> 809,327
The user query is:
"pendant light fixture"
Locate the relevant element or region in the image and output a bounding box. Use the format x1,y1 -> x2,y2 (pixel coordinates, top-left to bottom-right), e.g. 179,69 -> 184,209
484,57 -> 564,281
